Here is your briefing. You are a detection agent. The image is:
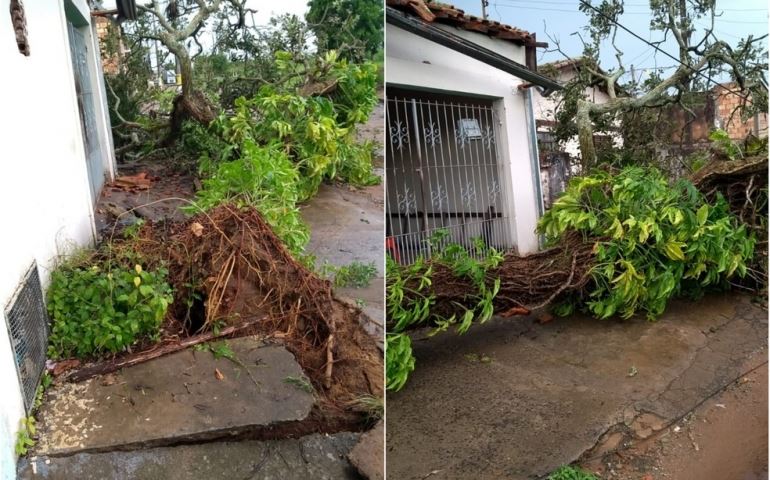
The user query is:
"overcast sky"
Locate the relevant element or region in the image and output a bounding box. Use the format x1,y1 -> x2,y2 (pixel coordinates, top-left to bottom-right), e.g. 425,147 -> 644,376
102,0 -> 309,24
447,0 -> 768,84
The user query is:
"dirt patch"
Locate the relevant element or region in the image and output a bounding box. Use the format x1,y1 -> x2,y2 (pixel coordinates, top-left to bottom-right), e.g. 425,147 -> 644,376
581,362 -> 768,480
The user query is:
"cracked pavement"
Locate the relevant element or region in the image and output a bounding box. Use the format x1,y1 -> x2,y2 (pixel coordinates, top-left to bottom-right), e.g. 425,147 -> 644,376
385,293 -> 767,480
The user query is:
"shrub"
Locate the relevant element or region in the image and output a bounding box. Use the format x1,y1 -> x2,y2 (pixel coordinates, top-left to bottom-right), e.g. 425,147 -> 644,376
47,262 -> 173,359
186,141 -> 310,254
538,166 -> 755,320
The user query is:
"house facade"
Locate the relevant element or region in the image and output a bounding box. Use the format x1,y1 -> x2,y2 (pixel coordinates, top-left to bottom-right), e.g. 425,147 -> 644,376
385,0 -> 559,261
0,1 -> 114,477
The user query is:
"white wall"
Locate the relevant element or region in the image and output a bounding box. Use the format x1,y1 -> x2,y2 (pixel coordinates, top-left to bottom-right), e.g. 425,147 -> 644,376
386,24 -> 542,255
0,1 -> 112,477
531,66 -> 622,158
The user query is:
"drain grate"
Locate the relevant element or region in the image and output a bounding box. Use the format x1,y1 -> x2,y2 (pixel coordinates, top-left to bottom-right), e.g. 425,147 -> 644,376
4,263 -> 49,412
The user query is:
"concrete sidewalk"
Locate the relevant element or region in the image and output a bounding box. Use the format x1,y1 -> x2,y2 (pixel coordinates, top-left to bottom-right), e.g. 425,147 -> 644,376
386,293 -> 767,479
19,433 -> 361,480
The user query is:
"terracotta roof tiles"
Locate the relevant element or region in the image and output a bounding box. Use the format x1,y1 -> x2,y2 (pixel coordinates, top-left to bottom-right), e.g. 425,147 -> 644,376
387,0 -> 535,45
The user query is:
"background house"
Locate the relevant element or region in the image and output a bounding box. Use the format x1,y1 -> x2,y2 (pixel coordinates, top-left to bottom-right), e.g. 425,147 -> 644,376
385,0 -> 559,262
0,1 -> 114,477
530,57 -> 623,207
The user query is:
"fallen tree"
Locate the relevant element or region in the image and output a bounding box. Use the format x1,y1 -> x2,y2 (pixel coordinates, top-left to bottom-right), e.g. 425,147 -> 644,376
387,165 -> 761,391
56,204 -> 383,416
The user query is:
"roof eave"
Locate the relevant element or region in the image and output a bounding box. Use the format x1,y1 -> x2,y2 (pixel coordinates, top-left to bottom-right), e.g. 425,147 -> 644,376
386,7 -> 562,92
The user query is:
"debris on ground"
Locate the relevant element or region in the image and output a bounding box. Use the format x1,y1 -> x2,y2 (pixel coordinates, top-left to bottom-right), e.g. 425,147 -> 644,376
111,172 -> 153,191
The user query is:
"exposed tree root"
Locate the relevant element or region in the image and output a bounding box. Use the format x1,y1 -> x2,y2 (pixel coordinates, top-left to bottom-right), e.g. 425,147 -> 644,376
394,233 -> 595,329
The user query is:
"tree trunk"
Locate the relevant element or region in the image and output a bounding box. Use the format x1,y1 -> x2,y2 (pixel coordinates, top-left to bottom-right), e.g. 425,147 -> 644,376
164,50 -> 215,143
576,100 -> 596,171
178,51 -> 193,97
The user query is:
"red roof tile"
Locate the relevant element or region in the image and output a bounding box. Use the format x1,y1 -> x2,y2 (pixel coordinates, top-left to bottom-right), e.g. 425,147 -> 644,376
387,0 -> 535,45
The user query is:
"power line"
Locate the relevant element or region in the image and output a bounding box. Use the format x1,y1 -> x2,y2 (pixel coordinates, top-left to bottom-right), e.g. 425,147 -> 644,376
494,0 -> 766,10
577,0 -> 755,104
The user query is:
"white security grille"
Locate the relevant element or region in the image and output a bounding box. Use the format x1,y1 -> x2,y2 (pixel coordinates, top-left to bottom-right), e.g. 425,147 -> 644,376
386,93 -> 513,264
4,263 -> 49,412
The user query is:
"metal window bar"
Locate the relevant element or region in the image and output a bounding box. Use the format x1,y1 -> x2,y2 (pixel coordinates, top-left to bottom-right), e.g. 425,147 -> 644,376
386,95 -> 513,265
4,263 -> 49,412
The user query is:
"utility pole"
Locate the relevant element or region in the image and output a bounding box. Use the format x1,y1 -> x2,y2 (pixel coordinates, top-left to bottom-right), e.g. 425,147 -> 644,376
481,0 -> 488,20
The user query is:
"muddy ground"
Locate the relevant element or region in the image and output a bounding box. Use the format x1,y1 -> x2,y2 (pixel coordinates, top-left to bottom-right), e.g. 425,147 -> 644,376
385,293 -> 767,480
581,362 -> 767,480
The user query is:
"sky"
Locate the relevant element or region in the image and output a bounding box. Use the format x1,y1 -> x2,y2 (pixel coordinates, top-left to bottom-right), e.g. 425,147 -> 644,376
101,0 -> 309,24
447,0 -> 769,85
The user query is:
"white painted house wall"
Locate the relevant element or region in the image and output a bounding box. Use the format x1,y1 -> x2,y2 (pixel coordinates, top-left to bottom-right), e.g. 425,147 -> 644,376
531,66 -> 621,157
386,24 -> 542,255
0,1 -> 114,477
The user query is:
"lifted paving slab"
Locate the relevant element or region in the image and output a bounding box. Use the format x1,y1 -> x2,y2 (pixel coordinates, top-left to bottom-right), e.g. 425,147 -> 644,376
34,338 -> 314,456
386,293 -> 767,480
19,433 -> 361,480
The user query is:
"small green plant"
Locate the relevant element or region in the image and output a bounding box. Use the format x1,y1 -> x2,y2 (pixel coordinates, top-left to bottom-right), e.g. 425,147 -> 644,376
194,341 -> 235,361
386,232 -> 503,391
547,465 -> 600,480
32,373 -> 52,411
284,375 -> 314,393
331,261 -> 378,288
14,416 -> 36,456
47,262 -> 173,359
709,128 -> 742,160
349,394 -> 384,421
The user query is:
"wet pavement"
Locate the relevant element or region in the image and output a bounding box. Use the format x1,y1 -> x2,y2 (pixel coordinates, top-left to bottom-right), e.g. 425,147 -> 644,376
19,433 -> 361,480
386,293 -> 767,480
301,97 -> 385,348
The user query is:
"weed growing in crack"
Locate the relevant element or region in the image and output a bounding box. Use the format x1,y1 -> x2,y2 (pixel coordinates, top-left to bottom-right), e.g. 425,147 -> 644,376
547,465 -> 599,480
348,395 -> 383,422
14,416 -> 36,456
284,375 -> 314,393
322,261 -> 378,288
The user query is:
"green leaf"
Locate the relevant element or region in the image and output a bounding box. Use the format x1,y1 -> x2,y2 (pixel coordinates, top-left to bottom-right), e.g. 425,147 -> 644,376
696,205 -> 709,226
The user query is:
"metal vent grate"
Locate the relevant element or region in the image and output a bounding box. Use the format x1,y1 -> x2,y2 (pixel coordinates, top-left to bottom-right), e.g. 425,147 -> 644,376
4,263 -> 49,412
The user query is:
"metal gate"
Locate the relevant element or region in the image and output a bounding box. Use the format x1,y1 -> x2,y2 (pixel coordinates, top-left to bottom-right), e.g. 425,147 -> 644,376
386,94 -> 513,264
68,21 -> 104,203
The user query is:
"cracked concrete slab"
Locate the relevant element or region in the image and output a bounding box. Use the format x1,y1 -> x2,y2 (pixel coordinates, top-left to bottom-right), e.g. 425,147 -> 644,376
18,433 -> 361,480
386,293 -> 767,480
34,338 -> 314,456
